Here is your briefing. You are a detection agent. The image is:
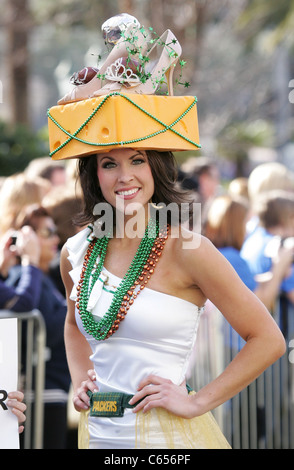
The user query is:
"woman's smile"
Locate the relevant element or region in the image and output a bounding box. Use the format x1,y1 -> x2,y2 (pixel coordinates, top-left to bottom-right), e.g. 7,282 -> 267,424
115,187 -> 142,199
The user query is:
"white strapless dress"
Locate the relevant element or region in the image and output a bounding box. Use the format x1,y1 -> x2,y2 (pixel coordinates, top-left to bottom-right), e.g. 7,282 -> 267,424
66,226 -> 231,449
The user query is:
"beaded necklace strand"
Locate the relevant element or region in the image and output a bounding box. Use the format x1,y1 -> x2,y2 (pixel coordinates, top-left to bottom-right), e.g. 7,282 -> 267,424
76,219 -> 169,340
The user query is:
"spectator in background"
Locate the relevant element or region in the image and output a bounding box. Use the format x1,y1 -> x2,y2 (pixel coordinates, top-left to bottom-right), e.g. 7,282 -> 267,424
0,173 -> 51,235
181,156 -> 220,202
246,162 -> 294,236
177,168 -> 200,230
0,227 -> 41,442
181,156 -> 220,227
228,177 -> 249,200
25,157 -> 66,187
177,168 -> 199,192
0,226 -> 41,311
241,190 -> 294,306
204,194 -> 294,311
42,188 -> 83,249
9,204 -> 71,449
248,162 -> 294,201
203,193 -> 293,443
42,187 -> 83,296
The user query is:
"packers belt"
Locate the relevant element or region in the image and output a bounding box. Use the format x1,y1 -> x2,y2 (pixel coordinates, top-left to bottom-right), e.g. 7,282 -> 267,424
88,384 -> 193,418
87,391 -> 141,418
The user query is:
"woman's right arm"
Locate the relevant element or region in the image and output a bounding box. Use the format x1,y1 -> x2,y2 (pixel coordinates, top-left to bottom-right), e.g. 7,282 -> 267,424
60,245 -> 97,411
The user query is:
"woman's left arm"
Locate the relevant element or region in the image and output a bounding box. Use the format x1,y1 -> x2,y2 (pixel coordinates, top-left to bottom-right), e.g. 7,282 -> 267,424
130,236 -> 286,418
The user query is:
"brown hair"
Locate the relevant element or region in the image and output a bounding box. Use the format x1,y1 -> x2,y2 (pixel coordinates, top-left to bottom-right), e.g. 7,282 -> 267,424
75,150 -> 194,226
42,187 -> 83,245
248,162 -> 294,200
0,173 -> 51,234
253,190 -> 294,229
204,195 -> 249,250
16,204 -> 50,231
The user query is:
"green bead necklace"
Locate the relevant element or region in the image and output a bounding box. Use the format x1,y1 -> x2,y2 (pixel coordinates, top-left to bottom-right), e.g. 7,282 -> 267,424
76,218 -> 169,340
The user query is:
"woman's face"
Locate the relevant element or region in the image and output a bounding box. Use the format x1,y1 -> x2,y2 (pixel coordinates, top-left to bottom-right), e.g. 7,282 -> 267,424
36,216 -> 60,268
96,149 -> 154,213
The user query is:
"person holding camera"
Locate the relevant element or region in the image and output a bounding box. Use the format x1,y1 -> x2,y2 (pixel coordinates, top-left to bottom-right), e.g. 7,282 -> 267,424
0,226 -> 42,312
0,226 -> 41,442
241,190 -> 294,305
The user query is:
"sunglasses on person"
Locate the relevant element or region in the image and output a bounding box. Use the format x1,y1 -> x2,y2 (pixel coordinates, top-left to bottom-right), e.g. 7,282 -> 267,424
37,227 -> 58,239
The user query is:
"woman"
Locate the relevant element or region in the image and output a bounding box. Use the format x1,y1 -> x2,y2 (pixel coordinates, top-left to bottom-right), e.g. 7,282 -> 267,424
11,205 -> 71,449
60,148 -> 285,449
0,227 -> 39,444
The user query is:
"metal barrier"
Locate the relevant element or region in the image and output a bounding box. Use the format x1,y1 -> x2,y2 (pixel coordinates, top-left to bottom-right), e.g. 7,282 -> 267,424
0,309 -> 46,449
190,298 -> 294,449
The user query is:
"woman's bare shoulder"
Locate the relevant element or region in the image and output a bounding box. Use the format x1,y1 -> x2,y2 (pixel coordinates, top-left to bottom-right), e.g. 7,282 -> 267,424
174,227 -> 216,262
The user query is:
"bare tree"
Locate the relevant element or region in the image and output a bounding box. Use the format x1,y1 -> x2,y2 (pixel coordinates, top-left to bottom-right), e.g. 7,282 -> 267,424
117,0 -> 136,14
5,0 -> 32,125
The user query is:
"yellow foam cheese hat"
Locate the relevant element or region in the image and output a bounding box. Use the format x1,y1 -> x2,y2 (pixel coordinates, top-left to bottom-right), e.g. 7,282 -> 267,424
47,92 -> 201,160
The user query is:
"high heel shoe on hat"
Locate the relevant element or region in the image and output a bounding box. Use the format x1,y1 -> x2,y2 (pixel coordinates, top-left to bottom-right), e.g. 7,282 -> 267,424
57,23 -> 148,105
93,29 -> 182,97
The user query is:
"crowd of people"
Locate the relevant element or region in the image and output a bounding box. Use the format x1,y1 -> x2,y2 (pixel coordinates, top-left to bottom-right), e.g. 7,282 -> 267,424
180,157 -> 294,315
1,153 -> 293,448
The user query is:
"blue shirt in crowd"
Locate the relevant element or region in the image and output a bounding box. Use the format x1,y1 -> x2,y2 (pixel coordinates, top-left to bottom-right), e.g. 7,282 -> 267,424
219,246 -> 257,292
0,264 -> 42,312
241,226 -> 294,293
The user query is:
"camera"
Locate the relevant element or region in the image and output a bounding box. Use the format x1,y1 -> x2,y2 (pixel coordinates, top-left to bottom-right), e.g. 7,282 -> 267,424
281,237 -> 294,250
10,232 -> 18,246
264,236 -> 294,263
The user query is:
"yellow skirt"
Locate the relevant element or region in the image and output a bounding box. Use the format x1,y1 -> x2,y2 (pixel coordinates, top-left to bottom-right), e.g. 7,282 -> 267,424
134,407 -> 231,449
79,396 -> 231,449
